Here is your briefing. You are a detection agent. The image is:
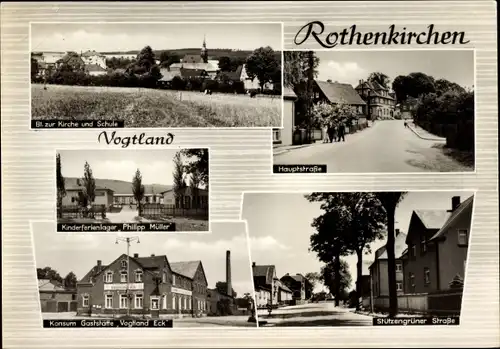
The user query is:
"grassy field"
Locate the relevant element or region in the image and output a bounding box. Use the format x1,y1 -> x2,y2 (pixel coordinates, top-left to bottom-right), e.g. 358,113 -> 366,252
31,84 -> 281,127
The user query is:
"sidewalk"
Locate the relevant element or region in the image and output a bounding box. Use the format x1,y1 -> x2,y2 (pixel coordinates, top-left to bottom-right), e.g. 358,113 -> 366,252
273,143 -> 314,156
407,122 -> 446,142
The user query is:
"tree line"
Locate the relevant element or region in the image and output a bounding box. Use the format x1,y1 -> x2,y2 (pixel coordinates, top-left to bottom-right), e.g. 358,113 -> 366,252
32,46 -> 282,95
305,192 -> 406,316
37,266 -> 78,290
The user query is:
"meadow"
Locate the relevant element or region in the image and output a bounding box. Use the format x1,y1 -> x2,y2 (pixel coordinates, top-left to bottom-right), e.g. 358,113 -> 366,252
31,84 -> 282,127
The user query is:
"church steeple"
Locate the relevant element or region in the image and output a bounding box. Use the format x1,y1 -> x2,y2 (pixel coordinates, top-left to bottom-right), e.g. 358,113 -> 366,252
201,34 -> 208,63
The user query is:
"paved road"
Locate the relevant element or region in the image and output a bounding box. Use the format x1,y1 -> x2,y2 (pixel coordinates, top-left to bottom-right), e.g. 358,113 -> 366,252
106,206 -> 150,223
257,302 -> 373,327
275,120 -> 470,173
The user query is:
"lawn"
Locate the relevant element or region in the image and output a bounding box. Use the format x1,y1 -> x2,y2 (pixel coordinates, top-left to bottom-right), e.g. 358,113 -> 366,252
31,84 -> 281,127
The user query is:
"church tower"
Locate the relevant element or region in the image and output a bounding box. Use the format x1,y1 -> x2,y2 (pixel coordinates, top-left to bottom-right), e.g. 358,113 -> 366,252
201,35 -> 208,63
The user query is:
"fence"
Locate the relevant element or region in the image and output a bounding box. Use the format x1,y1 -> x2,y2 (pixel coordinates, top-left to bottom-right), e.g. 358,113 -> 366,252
141,203 -> 208,219
371,289 -> 462,315
60,205 -> 106,219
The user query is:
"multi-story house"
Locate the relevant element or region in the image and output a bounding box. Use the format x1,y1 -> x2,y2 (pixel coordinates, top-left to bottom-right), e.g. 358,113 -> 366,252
355,79 -> 396,120
80,50 -> 107,69
76,253 -> 208,318
369,230 -> 407,298
252,263 -> 285,307
280,273 -> 312,302
38,279 -> 77,313
403,196 -> 473,294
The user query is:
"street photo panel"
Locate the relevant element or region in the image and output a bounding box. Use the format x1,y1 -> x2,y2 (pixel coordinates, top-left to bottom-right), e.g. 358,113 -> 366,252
274,50 -> 475,174
33,221 -> 257,328
56,148 -> 209,232
242,191 -> 474,327
30,22 -> 283,129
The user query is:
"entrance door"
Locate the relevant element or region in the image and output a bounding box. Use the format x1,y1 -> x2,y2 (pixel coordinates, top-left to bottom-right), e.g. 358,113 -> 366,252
150,297 -> 160,318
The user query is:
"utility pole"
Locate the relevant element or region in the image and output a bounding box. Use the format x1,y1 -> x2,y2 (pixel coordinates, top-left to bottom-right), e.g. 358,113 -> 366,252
116,236 -> 140,317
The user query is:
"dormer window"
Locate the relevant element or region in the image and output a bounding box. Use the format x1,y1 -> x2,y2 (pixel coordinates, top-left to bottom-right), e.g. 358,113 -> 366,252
121,260 -> 127,269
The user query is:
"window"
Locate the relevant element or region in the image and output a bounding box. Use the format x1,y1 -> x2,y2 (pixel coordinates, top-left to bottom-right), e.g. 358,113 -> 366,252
135,294 -> 143,309
396,263 -> 403,272
396,282 -> 403,291
120,272 -> 127,283
409,273 -> 415,287
411,244 -> 417,258
458,229 -> 468,246
121,260 -> 127,269
105,294 -> 113,309
162,272 -> 167,283
172,274 -> 176,285
82,295 -> 89,307
424,268 -> 430,284
187,296 -> 191,310
104,272 -> 113,283
151,298 -> 159,310
184,296 -> 187,309
135,270 -> 143,282
120,294 -> 128,309
172,295 -> 176,310
421,236 -> 427,254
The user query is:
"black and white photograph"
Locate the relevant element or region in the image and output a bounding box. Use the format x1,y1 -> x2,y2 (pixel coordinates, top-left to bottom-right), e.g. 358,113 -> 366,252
33,221 -> 257,327
56,148 -> 209,232
242,191 -> 474,326
30,22 -> 282,128
274,50 -> 475,173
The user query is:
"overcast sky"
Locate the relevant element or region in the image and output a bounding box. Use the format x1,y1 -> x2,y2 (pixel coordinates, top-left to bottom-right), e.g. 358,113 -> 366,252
313,50 -> 474,89
31,23 -> 282,52
58,149 -> 185,185
242,191 -> 474,293
32,221 -> 253,296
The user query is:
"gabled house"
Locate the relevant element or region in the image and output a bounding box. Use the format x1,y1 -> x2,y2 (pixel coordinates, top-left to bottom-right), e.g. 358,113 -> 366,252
80,50 -> 107,69
76,253 -> 208,317
85,63 -> 107,76
63,185 -> 114,207
280,273 -> 312,301
313,80 -> 367,114
403,196 -> 473,294
38,279 -> 77,313
369,229 -> 408,298
252,263 -> 280,307
240,64 -> 274,91
355,79 -> 396,120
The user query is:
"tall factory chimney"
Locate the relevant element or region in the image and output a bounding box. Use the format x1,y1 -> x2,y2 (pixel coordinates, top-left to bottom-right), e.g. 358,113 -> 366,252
226,250 -> 232,296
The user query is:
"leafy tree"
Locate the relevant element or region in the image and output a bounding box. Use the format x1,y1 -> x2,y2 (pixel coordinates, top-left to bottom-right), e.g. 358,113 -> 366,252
82,161 -> 96,216
57,52 -> 86,73
375,192 -> 407,317
37,267 -> 63,283
56,153 -> 66,218
392,72 -> 436,102
31,57 -> 39,81
218,56 -> 232,72
215,281 -> 237,297
304,272 -> 320,299
132,169 -> 145,215
320,260 -> 352,297
126,46 -> 162,86
173,151 -> 186,208
312,100 -> 357,128
368,72 -> 390,89
245,46 -> 280,90
63,271 -> 78,289
434,78 -> 466,96
180,149 -> 208,187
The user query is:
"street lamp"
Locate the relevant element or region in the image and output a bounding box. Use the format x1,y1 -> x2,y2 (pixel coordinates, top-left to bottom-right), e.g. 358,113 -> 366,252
115,236 -> 140,317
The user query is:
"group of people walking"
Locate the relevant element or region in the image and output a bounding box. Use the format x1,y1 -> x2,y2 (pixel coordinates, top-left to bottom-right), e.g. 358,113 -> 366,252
323,121 -> 346,143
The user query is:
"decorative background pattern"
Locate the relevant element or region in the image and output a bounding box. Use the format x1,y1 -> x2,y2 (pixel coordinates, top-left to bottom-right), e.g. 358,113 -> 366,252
1,1 -> 498,348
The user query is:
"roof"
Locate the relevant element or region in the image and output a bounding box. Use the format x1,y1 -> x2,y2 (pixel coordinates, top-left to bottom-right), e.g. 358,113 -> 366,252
315,80 -> 366,105
252,264 -> 276,285
38,279 -> 65,291
66,185 -> 114,192
255,285 -> 271,292
159,68 -> 180,82
63,177 -> 172,195
375,232 -> 408,261
216,65 -> 244,81
181,68 -> 208,78
85,64 -> 107,72
169,62 -> 218,72
283,87 -> 297,100
279,283 -> 293,293
170,261 -> 201,279
182,55 -> 205,64
160,186 -> 208,196
81,50 -> 104,58
430,195 -> 474,241
414,210 -> 451,230
135,255 -> 168,270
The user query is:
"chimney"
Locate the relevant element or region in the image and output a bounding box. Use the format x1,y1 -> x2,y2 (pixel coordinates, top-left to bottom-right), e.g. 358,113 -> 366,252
451,196 -> 461,211
226,250 -> 232,296
252,262 -> 256,267
359,79 -> 363,85
133,253 -> 139,258
96,260 -> 102,272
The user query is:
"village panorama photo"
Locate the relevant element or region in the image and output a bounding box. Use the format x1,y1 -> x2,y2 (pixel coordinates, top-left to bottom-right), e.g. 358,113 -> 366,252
274,50 -> 475,173
33,221 -> 258,327
55,148 -> 209,232
30,22 -> 283,128
242,191 -> 473,327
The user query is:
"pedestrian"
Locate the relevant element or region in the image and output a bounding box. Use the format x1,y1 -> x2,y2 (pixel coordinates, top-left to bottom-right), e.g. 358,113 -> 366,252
327,124 -> 334,144
331,124 -> 338,143
338,122 -> 346,142
323,124 -> 330,143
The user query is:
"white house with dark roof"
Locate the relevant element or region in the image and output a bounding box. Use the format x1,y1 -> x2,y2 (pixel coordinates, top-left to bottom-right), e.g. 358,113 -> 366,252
355,79 -> 396,120
80,50 -> 107,69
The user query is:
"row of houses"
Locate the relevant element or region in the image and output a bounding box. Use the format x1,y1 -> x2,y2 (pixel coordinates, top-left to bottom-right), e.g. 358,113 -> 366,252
252,262 -> 312,309
39,250 -> 238,318
276,79 -> 403,147
62,180 -> 209,210
366,195 -> 473,315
